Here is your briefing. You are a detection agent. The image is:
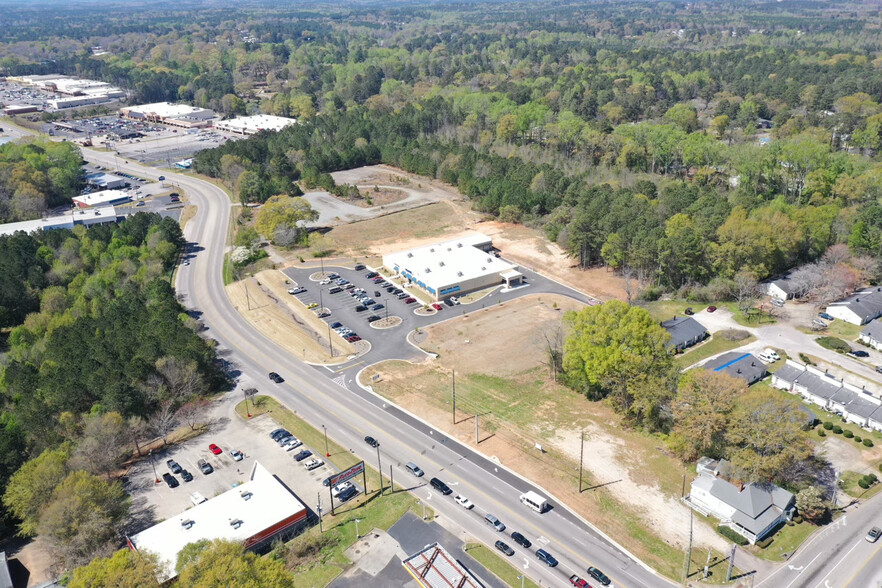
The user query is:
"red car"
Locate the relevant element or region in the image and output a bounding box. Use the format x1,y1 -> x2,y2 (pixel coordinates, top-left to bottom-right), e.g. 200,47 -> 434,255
347,335 -> 361,342
432,303 -> 443,311
404,297 -> 416,304
209,444 -> 222,455
569,575 -> 590,588
707,305 -> 717,313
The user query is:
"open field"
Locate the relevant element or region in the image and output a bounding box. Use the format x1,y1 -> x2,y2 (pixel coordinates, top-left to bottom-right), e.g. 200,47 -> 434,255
225,270 -> 353,364
361,294 -> 732,580
235,397 -> 426,587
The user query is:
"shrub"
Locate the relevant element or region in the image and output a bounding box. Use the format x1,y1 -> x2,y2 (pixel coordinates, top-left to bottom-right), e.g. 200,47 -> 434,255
859,479 -> 870,489
792,515 -> 803,524
816,336 -> 853,353
818,429 -> 826,437
865,439 -> 874,447
799,353 -> 814,365
844,430 -> 854,438
868,473 -> 878,483
833,426 -> 843,434
717,526 -> 749,546
756,537 -> 774,548
855,436 -> 862,443
823,422 -> 834,430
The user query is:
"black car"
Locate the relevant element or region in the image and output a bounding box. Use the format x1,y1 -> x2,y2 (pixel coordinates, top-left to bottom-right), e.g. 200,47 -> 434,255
372,303 -> 384,310
166,459 -> 182,474
511,532 -> 531,548
876,365 -> 882,374
317,312 -> 330,318
366,272 -> 378,279
330,322 -> 343,329
180,469 -> 193,482
293,449 -> 313,462
588,566 -> 611,586
386,286 -> 396,293
374,290 -> 382,297
270,428 -> 290,440
495,541 -> 514,556
364,436 -> 379,447
269,372 -> 284,383
367,315 -> 381,322
848,349 -> 870,358
162,472 -> 179,488
444,299 -> 455,306
430,477 -> 453,495
355,305 -> 367,312
338,485 -> 358,502
354,264 -> 365,270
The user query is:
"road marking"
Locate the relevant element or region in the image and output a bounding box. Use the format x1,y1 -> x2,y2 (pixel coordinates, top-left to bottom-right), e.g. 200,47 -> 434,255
815,541 -> 863,588
331,375 -> 346,387
523,558 -> 529,570
782,553 -> 821,588
841,540 -> 882,587
789,564 -> 803,571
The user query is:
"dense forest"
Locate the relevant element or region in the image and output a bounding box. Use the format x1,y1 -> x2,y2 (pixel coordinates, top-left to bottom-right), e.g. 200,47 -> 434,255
0,139 -> 84,223
0,213 -> 225,562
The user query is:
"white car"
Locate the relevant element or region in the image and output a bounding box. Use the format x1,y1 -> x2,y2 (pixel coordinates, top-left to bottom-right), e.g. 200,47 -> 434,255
454,494 -> 474,509
284,438 -> 303,451
190,492 -> 207,505
763,348 -> 781,361
303,458 -> 324,471
332,481 -> 353,498
320,278 -> 331,285
230,449 -> 244,461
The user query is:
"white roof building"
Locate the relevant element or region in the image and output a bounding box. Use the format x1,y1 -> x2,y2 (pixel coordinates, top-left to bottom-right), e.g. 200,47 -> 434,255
214,114 -> 297,135
119,102 -> 217,127
127,462 -> 309,583
73,190 -> 131,208
402,542 -> 482,588
0,207 -> 118,237
382,233 -> 522,300
825,288 -> 882,325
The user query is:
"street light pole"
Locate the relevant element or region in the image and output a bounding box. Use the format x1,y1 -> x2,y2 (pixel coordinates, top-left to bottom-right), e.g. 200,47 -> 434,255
376,443 -> 383,495
149,449 -> 159,484
355,518 -> 362,539
323,425 -> 330,457
317,492 -> 323,533
244,388 -> 251,418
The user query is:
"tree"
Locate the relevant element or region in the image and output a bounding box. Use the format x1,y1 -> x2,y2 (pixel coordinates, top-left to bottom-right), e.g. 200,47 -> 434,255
68,548 -> 161,588
3,447 -> 70,536
156,356 -> 206,401
37,471 -> 130,567
731,269 -> 760,316
725,389 -> 813,483
176,539 -> 296,588
669,371 -> 744,461
255,195 -> 318,243
70,412 -> 128,479
796,486 -> 829,523
562,301 -> 675,429
237,170 -> 264,205
664,103 -> 699,133
710,115 -> 731,141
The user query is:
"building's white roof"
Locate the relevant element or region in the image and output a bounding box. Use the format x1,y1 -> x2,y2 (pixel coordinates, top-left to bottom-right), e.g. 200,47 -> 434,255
402,542 -> 482,588
384,233 -> 516,290
216,114 -> 297,133
123,102 -> 210,119
73,189 -> 130,207
128,462 -> 307,582
0,207 -> 117,237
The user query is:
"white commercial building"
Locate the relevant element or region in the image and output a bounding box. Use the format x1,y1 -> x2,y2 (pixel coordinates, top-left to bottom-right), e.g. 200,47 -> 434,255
127,462 -> 309,583
0,207 -> 118,237
119,102 -> 217,128
382,233 -> 522,300
73,189 -> 131,208
214,114 -> 297,135
85,172 -> 127,190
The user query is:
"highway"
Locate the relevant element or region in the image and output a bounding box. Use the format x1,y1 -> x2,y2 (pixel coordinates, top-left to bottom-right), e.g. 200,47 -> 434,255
69,147 -> 672,588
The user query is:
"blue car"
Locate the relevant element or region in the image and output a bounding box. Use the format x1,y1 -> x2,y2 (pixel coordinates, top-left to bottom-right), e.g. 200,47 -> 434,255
818,312 -> 835,321
536,549 -> 558,567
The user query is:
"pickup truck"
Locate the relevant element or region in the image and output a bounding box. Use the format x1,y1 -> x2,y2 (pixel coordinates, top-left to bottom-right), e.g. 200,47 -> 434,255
569,575 -> 590,587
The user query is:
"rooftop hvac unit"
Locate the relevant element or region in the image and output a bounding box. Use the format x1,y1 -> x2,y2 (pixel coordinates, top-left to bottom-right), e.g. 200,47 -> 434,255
439,261 -> 445,267
430,248 -> 435,252
425,268 -> 431,273
447,247 -> 452,251
457,243 -> 463,248
229,519 -> 243,529
240,491 -> 253,501
457,272 -> 464,277
181,519 -> 194,529
481,267 -> 486,270
487,257 -> 493,263
407,252 -> 413,258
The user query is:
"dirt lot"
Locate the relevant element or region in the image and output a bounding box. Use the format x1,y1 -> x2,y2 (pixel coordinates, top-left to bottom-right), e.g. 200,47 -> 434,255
341,186 -> 408,208
361,295 -> 727,578
225,270 -> 354,364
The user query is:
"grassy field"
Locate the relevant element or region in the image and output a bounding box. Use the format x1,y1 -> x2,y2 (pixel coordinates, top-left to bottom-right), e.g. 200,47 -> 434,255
799,320 -> 862,340
839,471 -> 882,499
235,397 -> 427,586
675,333 -> 755,369
464,544 -> 540,588
749,520 -> 820,561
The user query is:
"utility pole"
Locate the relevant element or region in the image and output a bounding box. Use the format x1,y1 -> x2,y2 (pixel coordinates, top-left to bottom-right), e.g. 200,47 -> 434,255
323,425 -> 330,457
578,430 -> 584,493
726,543 -> 736,582
452,370 -> 456,424
243,388 -> 251,417
390,464 -> 394,494
475,413 -> 479,444
243,279 -> 252,311
682,504 -> 693,585
317,492 -> 323,533
376,443 -> 383,495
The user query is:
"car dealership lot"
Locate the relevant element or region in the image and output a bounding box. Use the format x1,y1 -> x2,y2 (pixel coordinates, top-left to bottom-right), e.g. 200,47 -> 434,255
126,409 -> 344,523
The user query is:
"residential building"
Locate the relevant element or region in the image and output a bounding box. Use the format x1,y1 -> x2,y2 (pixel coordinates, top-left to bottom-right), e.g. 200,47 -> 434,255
765,276 -> 796,300
127,462 -> 309,583
660,315 -> 708,352
383,233 -> 523,301
683,457 -> 795,545
771,359 -> 882,429
402,542 -> 482,588
860,320 -> 882,351
825,288 -> 882,325
703,352 -> 767,385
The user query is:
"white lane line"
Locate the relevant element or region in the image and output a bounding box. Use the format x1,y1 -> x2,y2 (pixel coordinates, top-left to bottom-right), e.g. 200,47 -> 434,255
815,541 -> 863,588
782,553 -> 822,588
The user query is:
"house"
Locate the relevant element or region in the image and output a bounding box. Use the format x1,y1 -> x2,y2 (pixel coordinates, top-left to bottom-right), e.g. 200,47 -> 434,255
684,458 -> 795,545
703,352 -> 767,385
661,315 -> 708,352
860,320 -> 882,351
765,276 -> 796,300
0,552 -> 12,588
825,288 -> 882,325
772,359 -> 882,430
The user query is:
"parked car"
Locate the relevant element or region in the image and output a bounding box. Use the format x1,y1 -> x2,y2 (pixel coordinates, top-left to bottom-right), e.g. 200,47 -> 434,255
330,322 -> 343,329
270,428 -> 290,440
346,335 -> 362,342
166,459 -> 182,474
588,566 -> 612,586
818,312 -> 835,321
397,292 -> 409,299
848,350 -> 870,358
162,472 -> 179,488
332,481 -> 354,497
364,436 -> 379,447
269,372 -> 284,383
404,297 -> 416,304
867,527 -> 881,543
180,469 -> 193,482
354,264 -> 365,270
319,279 -> 331,286
355,305 -> 367,312
367,315 -> 381,322
770,298 -> 785,307
876,366 -> 882,374
317,311 -> 330,318
190,492 -> 207,505
304,458 -> 324,471
495,541 -> 514,556
432,303 -> 443,311
293,450 -> 313,462
337,485 -> 359,502
444,299 -> 455,307
536,549 -> 558,567
208,443 -> 222,455
365,272 -> 378,278
372,303 -> 384,310
197,459 -> 213,474
454,495 -> 474,509
706,305 -> 717,313
306,302 -> 319,309
284,438 -> 303,451
511,532 -> 531,548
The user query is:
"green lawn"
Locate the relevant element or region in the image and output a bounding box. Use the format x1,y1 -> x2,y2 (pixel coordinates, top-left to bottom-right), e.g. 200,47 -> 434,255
839,471 -> 882,499
235,397 -> 427,587
641,300 -> 701,322
749,520 -> 820,561
675,333 -> 756,369
465,544 -> 540,588
719,302 -> 777,326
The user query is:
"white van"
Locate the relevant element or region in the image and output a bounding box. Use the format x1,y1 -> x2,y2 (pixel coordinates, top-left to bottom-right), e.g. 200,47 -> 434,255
519,491 -> 548,513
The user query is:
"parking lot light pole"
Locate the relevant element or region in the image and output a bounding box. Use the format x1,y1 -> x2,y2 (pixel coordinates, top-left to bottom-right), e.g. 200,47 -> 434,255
317,493 -> 323,533
355,518 -> 362,539
149,450 -> 160,484
244,388 -> 251,418
376,443 -> 383,495
323,425 -> 330,457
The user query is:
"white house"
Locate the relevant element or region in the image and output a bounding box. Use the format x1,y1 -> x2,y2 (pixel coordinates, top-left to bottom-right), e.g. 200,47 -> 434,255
860,320 -> 882,351
765,277 -> 796,300
825,288 -> 882,325
684,458 -> 794,545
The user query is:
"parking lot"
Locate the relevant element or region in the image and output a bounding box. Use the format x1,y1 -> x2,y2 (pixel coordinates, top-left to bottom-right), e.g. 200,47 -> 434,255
125,410 -> 357,523
113,128 -> 236,166
0,81 -> 55,110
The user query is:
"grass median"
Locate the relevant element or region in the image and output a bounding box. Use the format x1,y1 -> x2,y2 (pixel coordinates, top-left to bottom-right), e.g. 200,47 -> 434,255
464,543 -> 540,588
236,396 -> 430,586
